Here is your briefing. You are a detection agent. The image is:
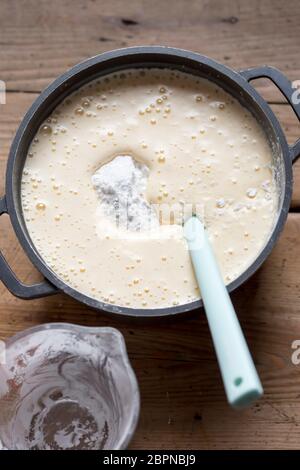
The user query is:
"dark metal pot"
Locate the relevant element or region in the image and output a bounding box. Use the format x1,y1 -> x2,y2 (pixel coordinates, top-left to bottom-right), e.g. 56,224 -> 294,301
0,47 -> 299,318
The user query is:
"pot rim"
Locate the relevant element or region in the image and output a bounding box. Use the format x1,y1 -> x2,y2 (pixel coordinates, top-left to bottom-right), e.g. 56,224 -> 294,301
4,46 -> 293,318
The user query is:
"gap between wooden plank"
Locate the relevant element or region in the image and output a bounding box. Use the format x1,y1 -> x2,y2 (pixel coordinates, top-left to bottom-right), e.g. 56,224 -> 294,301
5,89 -> 39,94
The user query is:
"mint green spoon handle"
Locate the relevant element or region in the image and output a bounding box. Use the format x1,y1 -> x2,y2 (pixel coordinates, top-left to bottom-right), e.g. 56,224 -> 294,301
184,216 -> 263,409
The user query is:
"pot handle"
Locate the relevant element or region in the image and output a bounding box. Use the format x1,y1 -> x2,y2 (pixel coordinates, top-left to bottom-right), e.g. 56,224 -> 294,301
0,196 -> 58,299
239,66 -> 300,164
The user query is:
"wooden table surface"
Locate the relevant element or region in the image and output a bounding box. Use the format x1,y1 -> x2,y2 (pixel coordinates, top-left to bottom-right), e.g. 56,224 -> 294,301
0,0 -> 300,450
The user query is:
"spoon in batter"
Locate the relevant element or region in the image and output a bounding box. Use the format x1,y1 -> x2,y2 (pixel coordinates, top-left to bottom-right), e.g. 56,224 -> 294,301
184,215 -> 263,408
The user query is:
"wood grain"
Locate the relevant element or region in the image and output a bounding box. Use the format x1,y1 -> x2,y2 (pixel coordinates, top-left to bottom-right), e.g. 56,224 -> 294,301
0,0 -> 299,450
0,0 -> 299,100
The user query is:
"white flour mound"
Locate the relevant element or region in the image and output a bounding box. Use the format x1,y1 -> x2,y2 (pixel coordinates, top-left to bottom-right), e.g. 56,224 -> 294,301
92,155 -> 159,231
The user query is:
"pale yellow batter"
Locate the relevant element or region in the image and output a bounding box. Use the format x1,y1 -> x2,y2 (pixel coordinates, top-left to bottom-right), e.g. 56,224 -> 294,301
21,68 -> 277,309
